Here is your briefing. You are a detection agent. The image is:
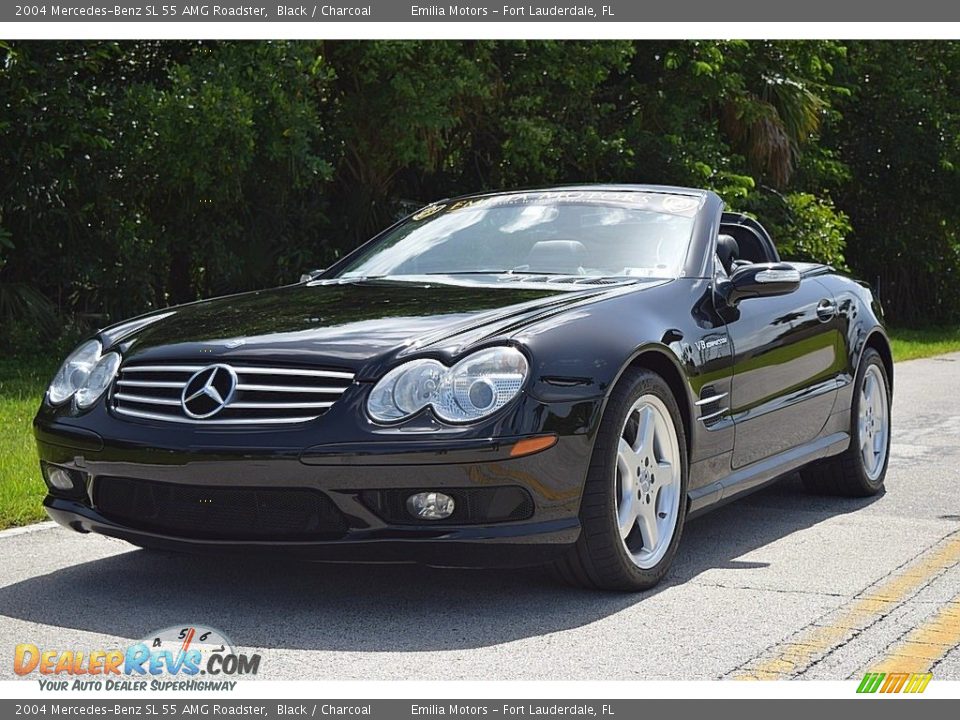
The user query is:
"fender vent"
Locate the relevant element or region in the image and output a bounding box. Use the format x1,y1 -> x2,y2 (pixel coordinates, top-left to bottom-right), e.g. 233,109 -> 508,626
696,386 -> 729,427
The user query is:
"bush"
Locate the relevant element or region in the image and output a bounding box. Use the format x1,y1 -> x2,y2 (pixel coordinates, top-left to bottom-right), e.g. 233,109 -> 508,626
771,192 -> 850,268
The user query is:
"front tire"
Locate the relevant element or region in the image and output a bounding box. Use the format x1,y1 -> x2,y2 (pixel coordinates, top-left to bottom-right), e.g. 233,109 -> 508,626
554,367 -> 688,591
801,347 -> 891,497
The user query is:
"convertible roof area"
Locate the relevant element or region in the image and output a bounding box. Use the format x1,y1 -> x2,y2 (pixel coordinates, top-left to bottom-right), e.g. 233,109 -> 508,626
719,212 -> 781,265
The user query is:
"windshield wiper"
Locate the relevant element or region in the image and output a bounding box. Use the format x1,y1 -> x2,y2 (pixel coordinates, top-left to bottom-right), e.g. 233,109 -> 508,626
419,270 -> 578,276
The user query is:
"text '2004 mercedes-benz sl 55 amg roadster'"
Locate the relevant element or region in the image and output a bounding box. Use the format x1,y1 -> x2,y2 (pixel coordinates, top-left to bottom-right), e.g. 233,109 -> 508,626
34,185 -> 893,591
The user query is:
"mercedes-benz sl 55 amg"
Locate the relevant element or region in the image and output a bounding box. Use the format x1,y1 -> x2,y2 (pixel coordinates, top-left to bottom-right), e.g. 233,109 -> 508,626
35,186 -> 893,591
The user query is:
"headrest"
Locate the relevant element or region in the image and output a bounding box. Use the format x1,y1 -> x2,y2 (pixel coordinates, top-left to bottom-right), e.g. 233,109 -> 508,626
716,234 -> 739,274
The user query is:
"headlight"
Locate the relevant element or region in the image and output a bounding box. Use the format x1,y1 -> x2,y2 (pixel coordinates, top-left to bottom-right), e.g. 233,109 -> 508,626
367,346 -> 529,424
48,340 -> 121,408
47,340 -> 102,404
75,352 -> 121,409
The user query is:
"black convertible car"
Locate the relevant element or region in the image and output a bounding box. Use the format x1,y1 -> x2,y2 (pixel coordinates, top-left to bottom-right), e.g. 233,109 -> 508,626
35,186 -> 892,591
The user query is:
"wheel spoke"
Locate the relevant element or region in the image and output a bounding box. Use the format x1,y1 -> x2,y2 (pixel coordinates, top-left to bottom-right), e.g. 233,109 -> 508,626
864,373 -> 876,405
634,405 -> 655,455
616,437 -> 639,539
861,438 -> 873,470
618,493 -> 638,539
618,438 -> 640,480
636,501 -> 659,552
656,459 -> 674,486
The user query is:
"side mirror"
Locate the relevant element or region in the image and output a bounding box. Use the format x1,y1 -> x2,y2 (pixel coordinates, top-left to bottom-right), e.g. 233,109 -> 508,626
719,262 -> 801,306
299,268 -> 326,283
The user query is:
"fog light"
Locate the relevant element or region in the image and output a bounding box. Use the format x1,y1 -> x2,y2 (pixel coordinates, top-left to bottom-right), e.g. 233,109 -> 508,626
406,491 -> 455,520
47,467 -> 76,492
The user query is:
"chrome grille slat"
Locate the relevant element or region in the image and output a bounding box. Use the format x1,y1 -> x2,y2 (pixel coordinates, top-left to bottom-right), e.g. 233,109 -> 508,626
114,393 -> 182,407
232,366 -> 354,379
235,383 -> 347,394
111,362 -> 354,426
230,401 -> 335,409
121,365 -> 204,373
117,379 -> 186,388
114,406 -> 321,425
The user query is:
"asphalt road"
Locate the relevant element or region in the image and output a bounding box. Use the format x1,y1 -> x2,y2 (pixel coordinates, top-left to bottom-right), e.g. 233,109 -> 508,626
2,352 -> 959,682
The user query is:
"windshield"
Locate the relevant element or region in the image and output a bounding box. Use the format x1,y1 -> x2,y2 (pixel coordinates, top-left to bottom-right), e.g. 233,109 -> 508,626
335,190 -> 700,280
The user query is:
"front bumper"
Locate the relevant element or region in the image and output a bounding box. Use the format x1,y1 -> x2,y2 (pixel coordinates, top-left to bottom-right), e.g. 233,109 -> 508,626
43,497 -> 578,568
35,416 -> 595,568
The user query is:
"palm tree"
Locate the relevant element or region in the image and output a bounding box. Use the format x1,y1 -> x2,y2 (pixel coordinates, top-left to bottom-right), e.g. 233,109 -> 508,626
721,75 -> 825,188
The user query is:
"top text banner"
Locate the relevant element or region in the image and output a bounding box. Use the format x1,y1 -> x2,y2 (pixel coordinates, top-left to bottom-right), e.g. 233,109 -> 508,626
8,0 -> 960,22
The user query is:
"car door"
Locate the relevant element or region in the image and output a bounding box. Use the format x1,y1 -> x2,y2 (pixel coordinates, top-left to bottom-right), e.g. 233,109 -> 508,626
724,274 -> 844,469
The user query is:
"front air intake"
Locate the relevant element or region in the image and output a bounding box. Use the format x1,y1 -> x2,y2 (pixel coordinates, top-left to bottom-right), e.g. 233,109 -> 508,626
94,477 -> 349,540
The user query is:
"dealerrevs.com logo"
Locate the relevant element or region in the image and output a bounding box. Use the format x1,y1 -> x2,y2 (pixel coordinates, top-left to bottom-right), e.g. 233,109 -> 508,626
14,625 -> 261,691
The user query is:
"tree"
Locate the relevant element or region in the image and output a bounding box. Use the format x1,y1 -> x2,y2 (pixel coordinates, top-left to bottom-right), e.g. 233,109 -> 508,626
828,41 -> 960,324
3,39 -> 958,352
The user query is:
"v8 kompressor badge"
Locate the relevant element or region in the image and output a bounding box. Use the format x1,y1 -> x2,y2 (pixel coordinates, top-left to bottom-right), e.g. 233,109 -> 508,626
13,624 -> 261,691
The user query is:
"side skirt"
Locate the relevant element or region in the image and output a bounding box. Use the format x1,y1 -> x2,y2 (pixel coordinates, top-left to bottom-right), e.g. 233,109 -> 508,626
687,431 -> 850,518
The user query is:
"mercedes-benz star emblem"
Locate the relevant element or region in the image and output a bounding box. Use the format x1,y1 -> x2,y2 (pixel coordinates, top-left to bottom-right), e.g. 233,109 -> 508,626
181,364 -> 238,419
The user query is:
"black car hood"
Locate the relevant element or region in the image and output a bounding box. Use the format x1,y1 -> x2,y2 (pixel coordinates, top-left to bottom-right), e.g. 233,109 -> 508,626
111,277 -> 666,378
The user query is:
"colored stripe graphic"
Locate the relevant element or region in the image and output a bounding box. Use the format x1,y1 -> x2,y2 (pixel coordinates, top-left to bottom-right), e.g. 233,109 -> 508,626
880,672 -> 909,693
856,672 -> 884,693
903,674 -> 933,694
856,672 -> 932,694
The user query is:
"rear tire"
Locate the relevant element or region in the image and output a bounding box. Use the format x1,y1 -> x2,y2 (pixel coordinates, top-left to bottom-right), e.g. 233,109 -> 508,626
801,347 -> 891,497
554,367 -> 688,591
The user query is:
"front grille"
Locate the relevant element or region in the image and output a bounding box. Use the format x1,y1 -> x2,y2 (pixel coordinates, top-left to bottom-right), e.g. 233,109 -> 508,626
111,362 -> 354,425
94,477 -> 349,540
360,486 -> 535,525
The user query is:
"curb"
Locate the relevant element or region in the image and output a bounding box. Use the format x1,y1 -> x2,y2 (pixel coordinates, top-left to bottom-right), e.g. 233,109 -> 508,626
0,520 -> 58,538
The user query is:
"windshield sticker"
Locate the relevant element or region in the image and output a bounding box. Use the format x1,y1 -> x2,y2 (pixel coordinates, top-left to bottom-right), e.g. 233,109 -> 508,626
662,195 -> 701,214
412,203 -> 446,221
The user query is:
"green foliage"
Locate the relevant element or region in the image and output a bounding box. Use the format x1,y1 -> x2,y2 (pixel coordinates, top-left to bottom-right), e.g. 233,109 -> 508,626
888,326 -> 960,362
0,356 -> 58,529
775,193 -> 850,269
741,191 -> 850,268
0,40 -> 334,322
1,39 -> 959,348
826,41 -> 960,325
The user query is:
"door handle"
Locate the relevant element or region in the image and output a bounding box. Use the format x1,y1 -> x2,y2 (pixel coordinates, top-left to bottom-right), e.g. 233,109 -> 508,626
816,298 -> 837,321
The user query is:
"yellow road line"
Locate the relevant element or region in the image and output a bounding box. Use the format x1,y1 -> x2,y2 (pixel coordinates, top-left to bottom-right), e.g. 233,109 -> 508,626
868,594 -> 960,674
735,531 -> 960,680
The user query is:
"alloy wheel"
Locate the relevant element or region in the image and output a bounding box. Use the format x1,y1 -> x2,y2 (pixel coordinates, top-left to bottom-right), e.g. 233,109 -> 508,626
858,363 -> 889,481
615,394 -> 682,570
